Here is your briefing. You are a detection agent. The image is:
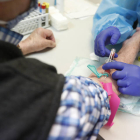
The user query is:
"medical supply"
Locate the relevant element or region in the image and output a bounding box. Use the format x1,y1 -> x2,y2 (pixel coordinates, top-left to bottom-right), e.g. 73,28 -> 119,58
101,82 -> 120,127
41,4 -> 46,21
65,57 -> 102,77
42,4 -> 46,14
106,48 -> 116,63
38,2 -> 40,12
43,2 -> 47,5
50,13 -> 68,30
118,94 -> 140,116
65,0 -> 99,19
40,3 -> 42,13
56,0 -> 64,13
49,6 -> 60,14
87,65 -> 109,78
90,52 -> 100,61
104,48 -> 116,78
43,2 -> 49,13
49,6 -> 69,31
46,3 -> 49,13
12,10 -> 49,35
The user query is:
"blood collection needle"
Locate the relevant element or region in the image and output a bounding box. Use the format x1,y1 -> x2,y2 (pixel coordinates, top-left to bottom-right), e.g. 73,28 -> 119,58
104,49 -> 116,79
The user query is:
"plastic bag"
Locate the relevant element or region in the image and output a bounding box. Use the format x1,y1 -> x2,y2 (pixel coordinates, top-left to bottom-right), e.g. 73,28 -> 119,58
65,57 -> 102,77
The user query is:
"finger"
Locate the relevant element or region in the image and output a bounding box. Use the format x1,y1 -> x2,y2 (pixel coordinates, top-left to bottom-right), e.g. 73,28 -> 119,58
49,34 -> 55,42
112,71 -> 125,80
117,79 -> 128,87
118,86 -> 133,96
44,29 -> 56,42
110,32 -> 121,45
122,85 -> 140,96
94,38 -> 104,57
94,39 -> 98,55
45,40 -> 56,48
118,87 -> 128,94
104,47 -> 111,57
114,53 -> 118,58
102,61 -> 124,70
97,39 -> 106,56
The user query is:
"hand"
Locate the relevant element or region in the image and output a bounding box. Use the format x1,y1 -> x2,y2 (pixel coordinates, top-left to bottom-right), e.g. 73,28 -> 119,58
103,61 -> 140,96
94,26 -> 120,57
19,28 -> 56,55
89,66 -> 121,96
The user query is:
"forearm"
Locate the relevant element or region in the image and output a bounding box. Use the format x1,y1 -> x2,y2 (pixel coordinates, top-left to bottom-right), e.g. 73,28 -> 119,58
108,31 -> 140,76
115,32 -> 140,64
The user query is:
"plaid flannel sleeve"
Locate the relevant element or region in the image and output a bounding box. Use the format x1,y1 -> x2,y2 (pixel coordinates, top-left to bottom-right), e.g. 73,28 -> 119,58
48,76 -> 111,140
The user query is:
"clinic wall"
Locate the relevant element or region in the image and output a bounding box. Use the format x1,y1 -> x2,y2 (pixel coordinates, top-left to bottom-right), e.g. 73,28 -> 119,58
39,0 -> 55,6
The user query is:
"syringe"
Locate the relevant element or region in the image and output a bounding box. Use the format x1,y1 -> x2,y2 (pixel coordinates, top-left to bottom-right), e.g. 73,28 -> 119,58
104,48 -> 116,79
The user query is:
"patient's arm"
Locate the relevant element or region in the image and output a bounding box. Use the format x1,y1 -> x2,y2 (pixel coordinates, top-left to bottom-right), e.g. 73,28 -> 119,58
110,29 -> 140,75
116,29 -> 140,64
89,29 -> 140,96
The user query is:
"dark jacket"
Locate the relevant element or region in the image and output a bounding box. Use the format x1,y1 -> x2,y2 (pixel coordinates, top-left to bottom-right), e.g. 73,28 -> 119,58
0,41 -> 65,140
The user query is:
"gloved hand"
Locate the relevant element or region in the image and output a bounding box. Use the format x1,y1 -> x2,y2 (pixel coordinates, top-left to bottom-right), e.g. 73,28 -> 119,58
102,61 -> 140,96
94,26 -> 121,57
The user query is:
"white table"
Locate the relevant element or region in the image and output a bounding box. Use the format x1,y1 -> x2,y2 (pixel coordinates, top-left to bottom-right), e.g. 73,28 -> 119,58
24,17 -> 94,74
24,17 -> 140,140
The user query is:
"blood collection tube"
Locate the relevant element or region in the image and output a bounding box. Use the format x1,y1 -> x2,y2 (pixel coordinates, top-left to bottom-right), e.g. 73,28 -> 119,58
40,3 -> 42,13
43,2 -> 49,13
46,3 -> 49,13
38,2 -> 40,12
104,48 -> 116,78
41,4 -> 46,21
42,4 -> 46,14
108,48 -> 116,62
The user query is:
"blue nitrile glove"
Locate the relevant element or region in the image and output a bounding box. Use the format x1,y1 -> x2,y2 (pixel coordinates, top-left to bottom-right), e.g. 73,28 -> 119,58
102,61 -> 140,96
94,26 -> 121,57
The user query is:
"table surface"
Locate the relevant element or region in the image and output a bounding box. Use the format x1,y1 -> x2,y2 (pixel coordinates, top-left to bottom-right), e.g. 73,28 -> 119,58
24,17 -> 140,140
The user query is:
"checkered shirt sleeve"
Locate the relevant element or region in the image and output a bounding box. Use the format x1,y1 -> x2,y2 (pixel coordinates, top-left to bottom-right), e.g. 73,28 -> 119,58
48,76 -> 111,140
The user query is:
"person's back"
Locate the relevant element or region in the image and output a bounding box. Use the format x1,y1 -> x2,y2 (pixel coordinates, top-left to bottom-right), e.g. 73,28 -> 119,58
0,41 -> 65,139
